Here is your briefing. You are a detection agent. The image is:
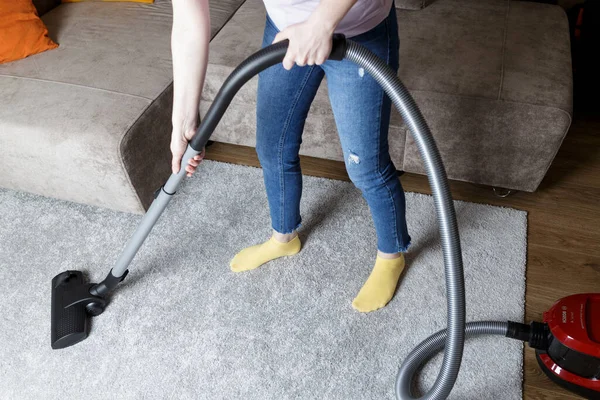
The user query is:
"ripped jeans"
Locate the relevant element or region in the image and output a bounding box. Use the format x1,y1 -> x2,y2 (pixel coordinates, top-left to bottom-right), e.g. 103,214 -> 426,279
256,6 -> 411,254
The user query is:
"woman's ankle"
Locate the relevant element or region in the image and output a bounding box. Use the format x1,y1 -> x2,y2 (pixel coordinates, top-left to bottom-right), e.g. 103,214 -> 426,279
377,250 -> 403,260
272,230 -> 297,243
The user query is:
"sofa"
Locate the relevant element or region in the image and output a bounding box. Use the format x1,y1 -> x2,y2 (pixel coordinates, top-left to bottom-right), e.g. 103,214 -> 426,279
0,0 -> 573,214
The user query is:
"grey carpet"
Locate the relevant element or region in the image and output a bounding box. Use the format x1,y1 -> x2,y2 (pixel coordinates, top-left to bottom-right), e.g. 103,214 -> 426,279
0,160 -> 527,400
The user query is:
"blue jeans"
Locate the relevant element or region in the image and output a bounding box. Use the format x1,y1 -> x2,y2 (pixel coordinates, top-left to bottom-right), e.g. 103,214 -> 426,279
256,6 -> 411,254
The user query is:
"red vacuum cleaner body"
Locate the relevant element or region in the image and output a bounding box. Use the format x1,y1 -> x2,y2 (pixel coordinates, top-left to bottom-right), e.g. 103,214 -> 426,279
535,293 -> 600,399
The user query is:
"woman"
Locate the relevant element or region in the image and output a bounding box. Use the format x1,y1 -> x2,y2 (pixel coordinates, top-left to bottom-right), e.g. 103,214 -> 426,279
170,0 -> 411,313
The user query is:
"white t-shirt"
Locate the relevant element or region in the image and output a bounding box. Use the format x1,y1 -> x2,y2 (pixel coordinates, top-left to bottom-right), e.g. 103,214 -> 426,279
263,0 -> 393,38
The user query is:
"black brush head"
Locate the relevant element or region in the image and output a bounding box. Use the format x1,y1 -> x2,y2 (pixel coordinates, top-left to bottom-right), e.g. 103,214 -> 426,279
50,271 -> 90,349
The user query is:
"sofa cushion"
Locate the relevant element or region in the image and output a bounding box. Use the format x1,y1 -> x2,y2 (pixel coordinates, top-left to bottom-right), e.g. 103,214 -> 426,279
399,0 -> 507,100
398,0 -> 572,110
398,0 -> 573,191
0,0 -> 245,99
0,1 -> 174,99
0,75 -> 151,212
395,0 -> 435,10
501,0 -> 573,111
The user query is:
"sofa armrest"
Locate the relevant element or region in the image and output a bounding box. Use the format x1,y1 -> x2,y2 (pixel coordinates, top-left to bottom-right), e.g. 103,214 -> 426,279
33,0 -> 60,16
396,0 -> 435,11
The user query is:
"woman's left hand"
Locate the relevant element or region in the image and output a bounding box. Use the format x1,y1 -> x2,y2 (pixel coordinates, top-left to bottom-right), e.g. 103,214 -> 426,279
272,15 -> 334,71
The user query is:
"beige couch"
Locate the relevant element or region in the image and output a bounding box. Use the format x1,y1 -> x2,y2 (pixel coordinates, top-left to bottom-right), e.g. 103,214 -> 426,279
0,0 -> 573,215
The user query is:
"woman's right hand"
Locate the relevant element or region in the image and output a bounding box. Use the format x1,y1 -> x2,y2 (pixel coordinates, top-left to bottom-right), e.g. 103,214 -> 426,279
170,0 -> 210,177
171,126 -> 205,177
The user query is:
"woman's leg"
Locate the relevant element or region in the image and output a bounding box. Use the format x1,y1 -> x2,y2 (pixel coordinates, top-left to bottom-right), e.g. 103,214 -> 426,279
230,16 -> 325,272
321,6 -> 410,311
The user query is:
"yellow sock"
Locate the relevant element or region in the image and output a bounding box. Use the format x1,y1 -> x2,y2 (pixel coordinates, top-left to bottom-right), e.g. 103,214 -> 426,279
230,235 -> 301,272
352,254 -> 405,313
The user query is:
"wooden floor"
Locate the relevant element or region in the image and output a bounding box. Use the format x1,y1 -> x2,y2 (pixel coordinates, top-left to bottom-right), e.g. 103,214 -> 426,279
204,110 -> 600,400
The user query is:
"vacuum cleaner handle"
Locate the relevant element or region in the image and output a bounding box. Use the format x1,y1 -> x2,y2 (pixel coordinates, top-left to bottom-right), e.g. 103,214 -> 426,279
188,34 -> 347,152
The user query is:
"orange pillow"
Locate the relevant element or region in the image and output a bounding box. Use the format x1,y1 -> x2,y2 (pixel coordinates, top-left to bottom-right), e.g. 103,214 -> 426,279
0,0 -> 58,64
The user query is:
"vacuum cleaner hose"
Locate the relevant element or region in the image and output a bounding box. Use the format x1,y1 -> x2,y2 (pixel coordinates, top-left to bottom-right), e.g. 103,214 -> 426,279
343,41 -> 466,400
190,36 -> 467,400
395,321 -> 509,398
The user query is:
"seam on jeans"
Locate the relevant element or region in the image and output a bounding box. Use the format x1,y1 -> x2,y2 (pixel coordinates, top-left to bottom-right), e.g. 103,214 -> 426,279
278,65 -> 317,233
379,14 -> 400,253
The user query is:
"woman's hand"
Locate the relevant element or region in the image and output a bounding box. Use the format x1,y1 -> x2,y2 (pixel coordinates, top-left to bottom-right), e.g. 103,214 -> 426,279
170,0 -> 210,177
171,124 -> 205,177
272,13 -> 335,71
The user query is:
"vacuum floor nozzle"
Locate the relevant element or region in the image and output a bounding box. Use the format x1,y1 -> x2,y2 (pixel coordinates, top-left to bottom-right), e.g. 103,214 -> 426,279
50,270 -> 105,349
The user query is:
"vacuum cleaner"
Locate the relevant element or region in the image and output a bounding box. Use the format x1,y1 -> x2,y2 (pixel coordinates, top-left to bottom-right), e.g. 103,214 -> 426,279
50,35 -> 600,400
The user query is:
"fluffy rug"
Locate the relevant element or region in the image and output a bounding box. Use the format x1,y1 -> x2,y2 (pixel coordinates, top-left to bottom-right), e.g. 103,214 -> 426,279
0,160 -> 527,399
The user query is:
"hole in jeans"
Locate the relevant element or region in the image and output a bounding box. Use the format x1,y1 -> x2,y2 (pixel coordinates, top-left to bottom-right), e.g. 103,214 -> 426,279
348,152 -> 360,165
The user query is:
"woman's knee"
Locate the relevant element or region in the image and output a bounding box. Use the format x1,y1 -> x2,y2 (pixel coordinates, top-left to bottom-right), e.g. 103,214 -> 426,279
345,155 -> 374,192
346,156 -> 397,193
255,134 -> 276,167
